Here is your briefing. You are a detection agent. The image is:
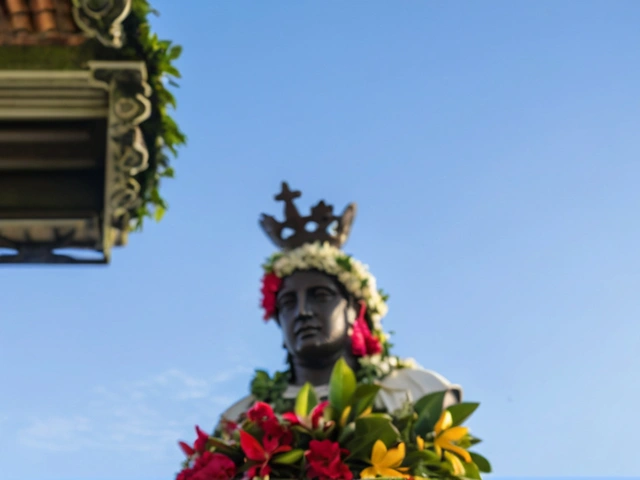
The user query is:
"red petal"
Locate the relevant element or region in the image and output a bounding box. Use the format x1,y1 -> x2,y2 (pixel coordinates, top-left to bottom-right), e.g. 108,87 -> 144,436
240,431 -> 266,462
311,401 -> 329,428
282,412 -> 301,425
259,464 -> 272,478
178,441 -> 195,456
273,445 -> 293,455
195,425 -> 208,440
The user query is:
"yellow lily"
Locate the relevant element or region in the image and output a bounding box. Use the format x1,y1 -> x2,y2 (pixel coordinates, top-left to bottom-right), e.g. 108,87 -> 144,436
416,435 -> 425,450
361,440 -> 410,478
433,410 -> 472,463
444,451 -> 465,476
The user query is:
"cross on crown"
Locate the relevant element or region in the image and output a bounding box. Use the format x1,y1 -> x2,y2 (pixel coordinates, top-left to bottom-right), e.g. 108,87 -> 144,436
259,182 -> 357,251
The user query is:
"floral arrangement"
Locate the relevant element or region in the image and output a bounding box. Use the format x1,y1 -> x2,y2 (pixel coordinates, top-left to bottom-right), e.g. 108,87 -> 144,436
176,359 -> 491,480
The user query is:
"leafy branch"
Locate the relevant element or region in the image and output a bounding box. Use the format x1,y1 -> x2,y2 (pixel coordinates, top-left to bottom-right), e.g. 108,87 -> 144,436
119,0 -> 187,229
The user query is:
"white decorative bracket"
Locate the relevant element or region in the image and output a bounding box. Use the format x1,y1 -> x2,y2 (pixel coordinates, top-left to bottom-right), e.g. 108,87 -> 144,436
72,0 -> 132,48
88,61 -> 152,254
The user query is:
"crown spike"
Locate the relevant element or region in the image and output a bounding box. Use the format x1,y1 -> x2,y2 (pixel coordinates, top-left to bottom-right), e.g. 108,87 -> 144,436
259,182 -> 357,251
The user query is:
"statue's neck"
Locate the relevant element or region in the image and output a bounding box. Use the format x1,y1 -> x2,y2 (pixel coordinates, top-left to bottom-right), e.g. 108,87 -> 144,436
290,352 -> 359,387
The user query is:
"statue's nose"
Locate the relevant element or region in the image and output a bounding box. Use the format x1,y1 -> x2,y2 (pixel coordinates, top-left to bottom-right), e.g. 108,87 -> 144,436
296,292 -> 312,317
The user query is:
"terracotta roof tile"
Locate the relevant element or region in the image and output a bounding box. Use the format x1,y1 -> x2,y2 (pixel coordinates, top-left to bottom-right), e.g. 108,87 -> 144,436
0,0 -> 87,45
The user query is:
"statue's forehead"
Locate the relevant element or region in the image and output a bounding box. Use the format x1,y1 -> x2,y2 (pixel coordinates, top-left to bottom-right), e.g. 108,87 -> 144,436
279,270 -> 337,293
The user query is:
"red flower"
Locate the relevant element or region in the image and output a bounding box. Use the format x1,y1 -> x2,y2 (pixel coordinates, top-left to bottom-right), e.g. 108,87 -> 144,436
219,418 -> 238,436
177,451 -> 236,480
351,303 -> 382,357
305,439 -> 353,480
260,272 -> 282,320
240,429 -> 292,479
282,401 -> 330,431
178,425 -> 210,457
247,401 -> 276,425
262,417 -> 293,451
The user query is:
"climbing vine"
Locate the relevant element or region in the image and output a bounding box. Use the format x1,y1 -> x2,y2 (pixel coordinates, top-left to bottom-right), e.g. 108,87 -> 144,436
120,0 -> 187,228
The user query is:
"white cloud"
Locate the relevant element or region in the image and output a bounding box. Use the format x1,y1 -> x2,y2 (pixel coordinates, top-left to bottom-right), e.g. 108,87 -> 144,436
18,416 -> 93,451
16,365 -> 252,455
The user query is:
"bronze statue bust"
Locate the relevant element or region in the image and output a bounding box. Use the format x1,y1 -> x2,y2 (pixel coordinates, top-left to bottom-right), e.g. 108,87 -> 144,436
217,183 -> 461,427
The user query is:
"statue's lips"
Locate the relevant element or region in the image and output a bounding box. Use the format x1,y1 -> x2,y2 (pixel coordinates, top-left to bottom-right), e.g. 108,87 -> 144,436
295,326 -> 321,339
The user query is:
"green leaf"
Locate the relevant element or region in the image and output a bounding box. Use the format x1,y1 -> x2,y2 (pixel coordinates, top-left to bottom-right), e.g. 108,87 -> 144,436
447,402 -> 479,427
337,421 -> 355,444
469,452 -> 492,473
350,383 -> 380,419
168,45 -> 183,60
166,66 -> 182,79
346,416 -> 400,460
463,461 -> 482,480
404,449 -> 441,465
294,382 -> 318,417
153,206 -> 165,222
328,358 -> 356,417
335,255 -> 353,271
272,449 -> 304,465
468,435 -> 482,446
250,370 -> 272,400
414,391 -> 446,436
207,438 -> 237,456
161,166 -> 175,178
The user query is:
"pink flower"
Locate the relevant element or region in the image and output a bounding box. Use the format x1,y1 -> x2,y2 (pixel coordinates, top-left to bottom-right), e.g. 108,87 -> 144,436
305,439 -> 353,480
351,303 -> 382,357
260,272 -> 282,320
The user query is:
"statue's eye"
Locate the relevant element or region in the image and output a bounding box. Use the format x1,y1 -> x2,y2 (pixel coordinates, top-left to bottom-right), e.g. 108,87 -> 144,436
277,295 -> 296,310
312,288 -> 334,301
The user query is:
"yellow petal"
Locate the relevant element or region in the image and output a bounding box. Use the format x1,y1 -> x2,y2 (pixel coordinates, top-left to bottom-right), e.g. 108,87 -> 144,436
378,467 -> 410,478
360,466 -> 379,478
416,435 -> 425,450
434,410 -> 452,435
382,442 -> 405,468
434,443 -> 442,458
439,426 -> 468,442
340,406 -> 352,427
445,451 -> 466,476
371,439 -> 388,465
442,443 -> 472,463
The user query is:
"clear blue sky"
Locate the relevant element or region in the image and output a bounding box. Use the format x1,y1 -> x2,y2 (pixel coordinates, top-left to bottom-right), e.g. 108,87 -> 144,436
2,1 -> 639,479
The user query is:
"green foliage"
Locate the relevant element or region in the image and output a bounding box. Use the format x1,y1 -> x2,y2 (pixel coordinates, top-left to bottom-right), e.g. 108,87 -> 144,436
414,390 -> 446,436
119,0 -> 187,229
469,452 -> 492,473
447,402 -> 480,427
349,384 -> 380,420
272,449 -> 304,465
346,415 -> 401,461
250,369 -> 293,413
328,358 -> 357,418
294,382 -> 318,417
336,255 -> 353,272
209,361 -> 491,480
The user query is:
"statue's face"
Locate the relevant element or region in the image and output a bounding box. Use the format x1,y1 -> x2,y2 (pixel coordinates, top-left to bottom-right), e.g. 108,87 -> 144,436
276,270 -> 356,364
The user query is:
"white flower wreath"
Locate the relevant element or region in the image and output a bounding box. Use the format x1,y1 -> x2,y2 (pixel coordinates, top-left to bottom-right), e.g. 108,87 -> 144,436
263,241 -> 389,329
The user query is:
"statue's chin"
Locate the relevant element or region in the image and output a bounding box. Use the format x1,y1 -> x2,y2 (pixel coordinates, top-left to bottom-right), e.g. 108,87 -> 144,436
292,338 -> 347,367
